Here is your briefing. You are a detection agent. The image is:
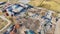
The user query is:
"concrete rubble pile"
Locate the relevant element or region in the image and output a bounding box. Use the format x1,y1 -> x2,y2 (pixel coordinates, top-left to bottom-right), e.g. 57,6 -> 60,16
0,2 -> 60,34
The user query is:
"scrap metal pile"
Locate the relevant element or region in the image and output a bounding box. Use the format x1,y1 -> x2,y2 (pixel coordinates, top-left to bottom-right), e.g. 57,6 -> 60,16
0,2 -> 60,34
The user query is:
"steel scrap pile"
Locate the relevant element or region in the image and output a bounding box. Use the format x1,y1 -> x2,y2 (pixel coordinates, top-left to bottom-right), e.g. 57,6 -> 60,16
0,2 -> 60,34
